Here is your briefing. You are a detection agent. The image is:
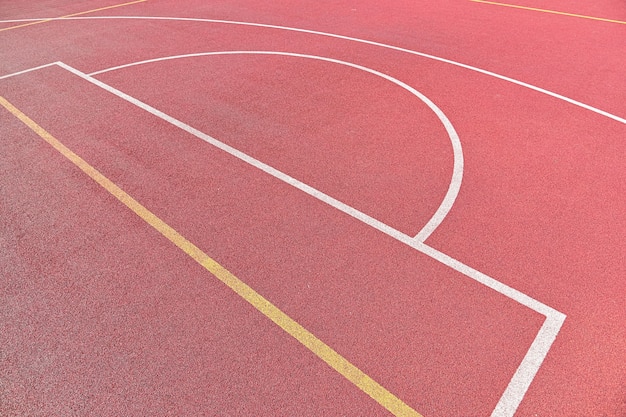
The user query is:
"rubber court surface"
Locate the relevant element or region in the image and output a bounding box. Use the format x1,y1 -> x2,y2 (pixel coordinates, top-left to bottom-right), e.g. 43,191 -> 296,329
0,1 -> 624,416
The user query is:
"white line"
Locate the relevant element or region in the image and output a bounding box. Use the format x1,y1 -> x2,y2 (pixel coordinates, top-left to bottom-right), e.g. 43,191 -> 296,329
1,59 -> 566,417
491,312 -> 565,416
414,241 -> 567,416
0,62 -> 58,80
0,18 -> 44,23
87,50 -> 464,243
0,15 -> 623,125
56,61 -> 416,246
413,242 -> 559,317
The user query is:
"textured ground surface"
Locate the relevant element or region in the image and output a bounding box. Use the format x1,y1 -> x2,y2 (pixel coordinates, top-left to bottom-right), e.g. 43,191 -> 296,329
1,1 -> 624,416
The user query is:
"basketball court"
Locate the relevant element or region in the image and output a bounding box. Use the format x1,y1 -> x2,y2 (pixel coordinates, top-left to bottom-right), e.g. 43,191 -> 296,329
1,1 -> 624,416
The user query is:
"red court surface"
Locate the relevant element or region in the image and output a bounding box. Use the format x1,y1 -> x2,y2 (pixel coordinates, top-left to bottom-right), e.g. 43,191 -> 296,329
1,1 -> 624,416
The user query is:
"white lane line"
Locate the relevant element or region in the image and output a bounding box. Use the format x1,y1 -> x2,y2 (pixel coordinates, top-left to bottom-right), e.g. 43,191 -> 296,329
0,15 -> 623,126
1,60 -> 566,417
87,50 -> 464,243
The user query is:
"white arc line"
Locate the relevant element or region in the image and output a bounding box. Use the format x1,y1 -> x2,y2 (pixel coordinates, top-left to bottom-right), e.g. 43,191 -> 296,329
0,15 -> 624,125
87,50 -> 464,243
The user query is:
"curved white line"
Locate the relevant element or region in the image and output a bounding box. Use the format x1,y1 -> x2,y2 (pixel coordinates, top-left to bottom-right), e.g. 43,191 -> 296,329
90,51 -> 463,242
1,15 -> 624,126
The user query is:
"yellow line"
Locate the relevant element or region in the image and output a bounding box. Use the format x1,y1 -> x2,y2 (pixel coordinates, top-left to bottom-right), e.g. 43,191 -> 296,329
0,95 -> 423,417
470,0 -> 626,25
0,0 -> 147,33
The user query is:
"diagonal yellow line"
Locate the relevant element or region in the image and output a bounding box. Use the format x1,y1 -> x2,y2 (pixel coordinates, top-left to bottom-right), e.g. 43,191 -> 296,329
470,0 -> 626,25
0,0 -> 147,33
0,95 -> 423,417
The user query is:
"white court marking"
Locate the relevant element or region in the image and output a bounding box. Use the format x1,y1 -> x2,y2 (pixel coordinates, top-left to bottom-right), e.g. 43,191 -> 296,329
0,60 -> 564,417
0,15 -> 624,126
88,51 -> 464,244
1,15 -> 600,415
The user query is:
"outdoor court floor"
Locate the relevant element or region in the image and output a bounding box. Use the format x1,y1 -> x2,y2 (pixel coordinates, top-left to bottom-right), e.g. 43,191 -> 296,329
1,1 -> 624,416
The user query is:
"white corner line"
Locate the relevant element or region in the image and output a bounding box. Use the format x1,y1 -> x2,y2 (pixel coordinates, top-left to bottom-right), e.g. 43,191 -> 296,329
491,311 -> 566,416
412,241 -> 566,416
2,60 -> 566,417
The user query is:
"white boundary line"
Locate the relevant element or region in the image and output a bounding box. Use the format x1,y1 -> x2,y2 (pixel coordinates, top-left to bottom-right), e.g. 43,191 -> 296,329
0,61 -> 565,417
88,50 -> 464,244
0,15 -> 624,127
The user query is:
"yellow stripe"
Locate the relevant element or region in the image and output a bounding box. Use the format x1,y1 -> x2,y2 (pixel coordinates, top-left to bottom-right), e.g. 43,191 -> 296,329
0,0 -> 147,33
0,95 -> 422,417
470,0 -> 626,25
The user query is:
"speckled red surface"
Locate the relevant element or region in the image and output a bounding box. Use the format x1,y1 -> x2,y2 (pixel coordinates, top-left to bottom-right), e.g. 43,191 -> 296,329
1,1 -> 624,416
